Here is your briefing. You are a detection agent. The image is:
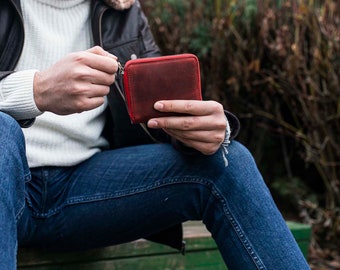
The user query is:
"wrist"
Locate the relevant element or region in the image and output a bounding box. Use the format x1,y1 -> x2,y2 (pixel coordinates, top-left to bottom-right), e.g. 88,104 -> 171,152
33,71 -> 46,112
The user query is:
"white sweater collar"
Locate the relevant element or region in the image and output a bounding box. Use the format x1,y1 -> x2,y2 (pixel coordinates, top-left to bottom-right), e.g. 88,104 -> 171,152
32,0 -> 87,9
32,0 -> 135,10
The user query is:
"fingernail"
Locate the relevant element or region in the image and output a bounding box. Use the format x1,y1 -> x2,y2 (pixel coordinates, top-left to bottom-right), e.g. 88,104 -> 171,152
148,120 -> 158,128
154,102 -> 164,111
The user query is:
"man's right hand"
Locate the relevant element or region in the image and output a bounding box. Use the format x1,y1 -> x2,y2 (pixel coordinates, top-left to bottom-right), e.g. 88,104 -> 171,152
33,46 -> 118,115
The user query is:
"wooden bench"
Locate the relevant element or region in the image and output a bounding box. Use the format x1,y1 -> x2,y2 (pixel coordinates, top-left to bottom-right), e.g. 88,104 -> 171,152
18,221 -> 311,270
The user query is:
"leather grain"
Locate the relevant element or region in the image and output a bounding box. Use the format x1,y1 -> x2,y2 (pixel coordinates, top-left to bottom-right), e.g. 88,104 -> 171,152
123,54 -> 202,123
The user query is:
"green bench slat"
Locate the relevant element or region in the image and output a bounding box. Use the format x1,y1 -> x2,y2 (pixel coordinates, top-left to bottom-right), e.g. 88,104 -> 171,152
18,221 -> 311,269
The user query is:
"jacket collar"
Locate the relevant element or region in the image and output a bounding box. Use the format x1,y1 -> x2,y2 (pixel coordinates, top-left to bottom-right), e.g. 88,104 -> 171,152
9,0 -> 21,9
91,0 -> 109,46
9,0 -> 22,12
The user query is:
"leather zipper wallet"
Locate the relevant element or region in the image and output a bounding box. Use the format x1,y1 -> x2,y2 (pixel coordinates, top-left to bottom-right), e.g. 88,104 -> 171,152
122,54 -> 202,123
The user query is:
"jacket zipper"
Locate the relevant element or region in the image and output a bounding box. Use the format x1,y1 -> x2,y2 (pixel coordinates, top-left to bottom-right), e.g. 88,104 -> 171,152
96,8 -> 159,144
8,0 -> 25,69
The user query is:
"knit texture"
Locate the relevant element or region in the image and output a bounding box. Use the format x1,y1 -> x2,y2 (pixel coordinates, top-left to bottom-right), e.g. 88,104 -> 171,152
0,0 -> 109,167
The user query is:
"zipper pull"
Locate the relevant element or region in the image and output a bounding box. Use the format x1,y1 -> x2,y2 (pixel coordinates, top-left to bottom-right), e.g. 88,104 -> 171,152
117,61 -> 124,75
117,54 -> 137,75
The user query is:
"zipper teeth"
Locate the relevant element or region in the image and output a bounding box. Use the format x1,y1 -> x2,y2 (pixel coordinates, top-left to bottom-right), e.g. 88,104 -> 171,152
98,6 -> 159,144
98,11 -> 104,46
114,81 -> 126,102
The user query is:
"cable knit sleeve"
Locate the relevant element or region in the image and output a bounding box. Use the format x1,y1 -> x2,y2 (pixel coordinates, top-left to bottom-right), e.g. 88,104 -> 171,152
0,69 -> 43,120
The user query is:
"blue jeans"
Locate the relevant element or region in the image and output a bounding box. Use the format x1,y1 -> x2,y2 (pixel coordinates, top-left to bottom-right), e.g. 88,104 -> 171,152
0,112 -> 310,270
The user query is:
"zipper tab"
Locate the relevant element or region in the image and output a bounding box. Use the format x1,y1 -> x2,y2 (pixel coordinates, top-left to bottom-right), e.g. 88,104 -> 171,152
117,61 -> 124,75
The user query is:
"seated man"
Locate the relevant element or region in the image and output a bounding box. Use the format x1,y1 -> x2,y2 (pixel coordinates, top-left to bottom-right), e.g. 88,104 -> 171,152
0,0 -> 310,269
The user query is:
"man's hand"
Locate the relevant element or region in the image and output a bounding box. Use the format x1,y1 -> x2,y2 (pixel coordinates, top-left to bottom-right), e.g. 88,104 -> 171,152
33,46 -> 118,115
147,100 -> 227,155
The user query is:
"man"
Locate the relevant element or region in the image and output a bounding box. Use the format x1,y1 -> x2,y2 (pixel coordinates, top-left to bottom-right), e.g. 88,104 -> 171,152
0,0 -> 310,269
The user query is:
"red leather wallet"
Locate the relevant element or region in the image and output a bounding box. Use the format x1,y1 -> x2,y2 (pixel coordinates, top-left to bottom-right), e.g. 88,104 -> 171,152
123,54 -> 202,123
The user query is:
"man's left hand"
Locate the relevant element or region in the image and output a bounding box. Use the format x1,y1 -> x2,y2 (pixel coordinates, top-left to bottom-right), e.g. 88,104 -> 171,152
147,100 -> 227,155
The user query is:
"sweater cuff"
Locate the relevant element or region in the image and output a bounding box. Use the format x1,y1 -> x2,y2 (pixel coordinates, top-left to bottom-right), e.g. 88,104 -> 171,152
0,70 -> 43,120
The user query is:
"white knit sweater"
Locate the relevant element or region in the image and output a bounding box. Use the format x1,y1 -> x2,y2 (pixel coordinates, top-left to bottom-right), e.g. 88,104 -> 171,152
0,0 -> 109,167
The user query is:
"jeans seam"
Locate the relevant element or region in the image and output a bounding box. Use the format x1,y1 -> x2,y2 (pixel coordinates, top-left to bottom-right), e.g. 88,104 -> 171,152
30,177 -> 209,218
211,185 -> 266,270
15,203 -> 25,220
24,171 -> 31,183
15,172 -> 32,220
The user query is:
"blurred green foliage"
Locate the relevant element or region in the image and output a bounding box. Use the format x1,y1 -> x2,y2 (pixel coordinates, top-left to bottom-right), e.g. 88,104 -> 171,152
141,0 -> 340,253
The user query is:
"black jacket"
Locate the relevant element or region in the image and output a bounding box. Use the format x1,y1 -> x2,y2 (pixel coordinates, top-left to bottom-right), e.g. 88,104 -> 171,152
0,0 -> 240,252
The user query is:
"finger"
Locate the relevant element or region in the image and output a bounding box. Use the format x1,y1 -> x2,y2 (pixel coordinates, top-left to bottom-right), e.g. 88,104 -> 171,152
164,129 -> 225,145
87,96 -> 106,109
189,141 -> 221,155
73,96 -> 107,113
164,130 -> 220,155
86,67 -> 116,86
148,116 -> 203,130
73,50 -> 118,75
71,82 -> 110,100
86,84 -> 111,98
71,62 -> 116,86
87,53 -> 118,74
87,46 -> 118,60
148,115 -> 226,131
154,100 -> 223,116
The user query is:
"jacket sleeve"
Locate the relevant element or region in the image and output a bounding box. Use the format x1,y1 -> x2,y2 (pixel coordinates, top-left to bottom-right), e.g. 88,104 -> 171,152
136,1 -> 161,58
0,1 -> 37,127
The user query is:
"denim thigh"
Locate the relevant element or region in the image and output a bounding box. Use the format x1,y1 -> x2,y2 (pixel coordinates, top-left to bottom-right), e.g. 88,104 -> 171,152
18,143 -> 226,249
17,142 -> 309,270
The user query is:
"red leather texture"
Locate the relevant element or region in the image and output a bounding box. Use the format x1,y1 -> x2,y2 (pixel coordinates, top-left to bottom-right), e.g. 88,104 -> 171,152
123,54 -> 202,123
